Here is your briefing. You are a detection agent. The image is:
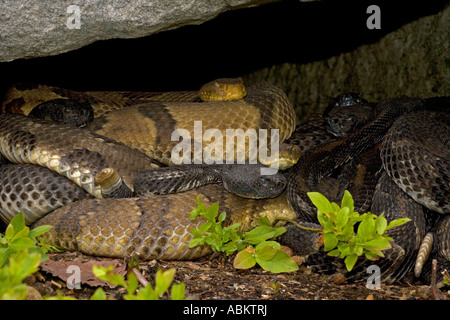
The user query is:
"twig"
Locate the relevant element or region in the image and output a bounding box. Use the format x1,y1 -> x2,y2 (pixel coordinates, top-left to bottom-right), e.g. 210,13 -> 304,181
430,259 -> 439,300
132,268 -> 149,287
275,217 -> 323,232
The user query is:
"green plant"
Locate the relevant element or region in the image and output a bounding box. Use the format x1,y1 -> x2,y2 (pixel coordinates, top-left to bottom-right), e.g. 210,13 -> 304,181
0,213 -> 54,300
0,250 -> 41,300
0,213 -> 53,267
189,197 -> 298,273
92,265 -> 185,300
0,213 -> 185,300
307,190 -> 411,271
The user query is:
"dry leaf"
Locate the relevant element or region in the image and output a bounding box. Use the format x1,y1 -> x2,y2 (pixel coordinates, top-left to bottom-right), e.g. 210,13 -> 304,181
40,259 -> 127,288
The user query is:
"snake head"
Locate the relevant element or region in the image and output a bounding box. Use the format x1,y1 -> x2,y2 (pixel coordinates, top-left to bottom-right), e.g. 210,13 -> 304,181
324,96 -> 375,137
221,164 -> 287,199
199,78 -> 247,102
328,92 -> 367,109
29,98 -> 94,128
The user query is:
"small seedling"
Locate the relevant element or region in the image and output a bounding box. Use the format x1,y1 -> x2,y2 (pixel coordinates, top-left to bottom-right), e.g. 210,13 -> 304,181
92,265 -> 185,300
0,213 -> 54,299
189,197 -> 298,273
307,190 -> 411,271
0,250 -> 41,300
0,213 -> 53,267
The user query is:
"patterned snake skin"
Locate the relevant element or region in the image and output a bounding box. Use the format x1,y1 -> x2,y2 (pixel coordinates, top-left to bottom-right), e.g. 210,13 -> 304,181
0,80 -> 298,260
0,82 -> 448,284
281,95 -> 449,283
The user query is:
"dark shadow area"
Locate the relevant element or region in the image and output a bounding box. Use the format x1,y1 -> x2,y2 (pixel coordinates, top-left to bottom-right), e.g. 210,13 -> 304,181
0,0 -> 447,96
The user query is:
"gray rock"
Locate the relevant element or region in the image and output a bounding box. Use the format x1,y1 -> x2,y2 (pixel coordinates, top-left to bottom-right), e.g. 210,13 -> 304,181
0,0 -> 276,62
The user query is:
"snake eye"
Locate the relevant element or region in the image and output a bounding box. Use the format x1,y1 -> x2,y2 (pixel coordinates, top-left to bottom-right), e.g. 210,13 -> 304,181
259,177 -> 268,186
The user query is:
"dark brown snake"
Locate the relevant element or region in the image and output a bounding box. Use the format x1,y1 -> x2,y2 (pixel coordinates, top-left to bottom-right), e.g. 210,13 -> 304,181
0,81 -> 448,284
282,95 -> 449,283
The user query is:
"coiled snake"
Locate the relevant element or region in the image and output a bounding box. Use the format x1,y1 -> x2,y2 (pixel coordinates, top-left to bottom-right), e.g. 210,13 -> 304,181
0,79 -> 298,261
0,80 -> 448,284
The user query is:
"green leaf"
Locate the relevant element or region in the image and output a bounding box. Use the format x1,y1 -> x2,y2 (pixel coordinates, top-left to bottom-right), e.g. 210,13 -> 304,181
195,196 -> 206,211
9,251 -> 41,280
255,244 -> 278,261
317,211 -> 327,228
204,203 -> 219,221
336,207 -> 350,230
273,227 -> 286,238
10,227 -> 30,243
92,265 -> 126,287
318,215 -> 334,232
10,213 -> 26,236
171,283 -> 186,300
244,226 -> 276,245
229,223 -> 241,231
342,223 -> 356,239
344,254 -> 358,271
5,224 -> 15,241
189,238 -> 204,248
385,218 -> 411,231
341,190 -> 354,213
223,241 -> 238,255
234,240 -> 247,253
307,192 -> 332,213
255,240 -> 280,251
374,213 -> 387,235
357,214 -> 375,242
126,271 -> 139,296
154,268 -> 176,296
233,249 -> 256,269
218,212 -> 227,223
28,246 -> 49,262
365,250 -> 382,260
189,209 -> 200,220
197,222 -> 212,233
258,216 -> 271,226
133,283 -> 157,300
327,249 -> 340,257
28,225 -> 52,239
91,288 -> 107,300
323,233 -> 338,252
0,247 -> 10,267
338,242 -> 350,258
256,250 -> 299,273
354,245 -> 364,256
365,236 -> 391,251
212,223 -> 224,238
331,202 -> 341,212
9,237 -> 35,251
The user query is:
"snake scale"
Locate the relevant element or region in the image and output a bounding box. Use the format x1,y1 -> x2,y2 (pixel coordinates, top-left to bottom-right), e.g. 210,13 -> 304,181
0,80 -> 448,284
0,80 -> 298,260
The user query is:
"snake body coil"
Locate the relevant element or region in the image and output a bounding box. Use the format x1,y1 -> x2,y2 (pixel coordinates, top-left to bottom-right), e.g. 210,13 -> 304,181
0,81 -> 448,284
0,113 -> 158,198
0,80 -> 299,260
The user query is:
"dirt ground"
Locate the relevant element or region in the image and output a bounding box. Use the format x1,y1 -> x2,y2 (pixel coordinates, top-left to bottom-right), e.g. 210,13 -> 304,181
25,251 -> 449,301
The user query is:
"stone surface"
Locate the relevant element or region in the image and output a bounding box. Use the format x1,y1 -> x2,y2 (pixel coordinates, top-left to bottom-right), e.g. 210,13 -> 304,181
245,5 -> 449,122
0,0 -> 276,62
